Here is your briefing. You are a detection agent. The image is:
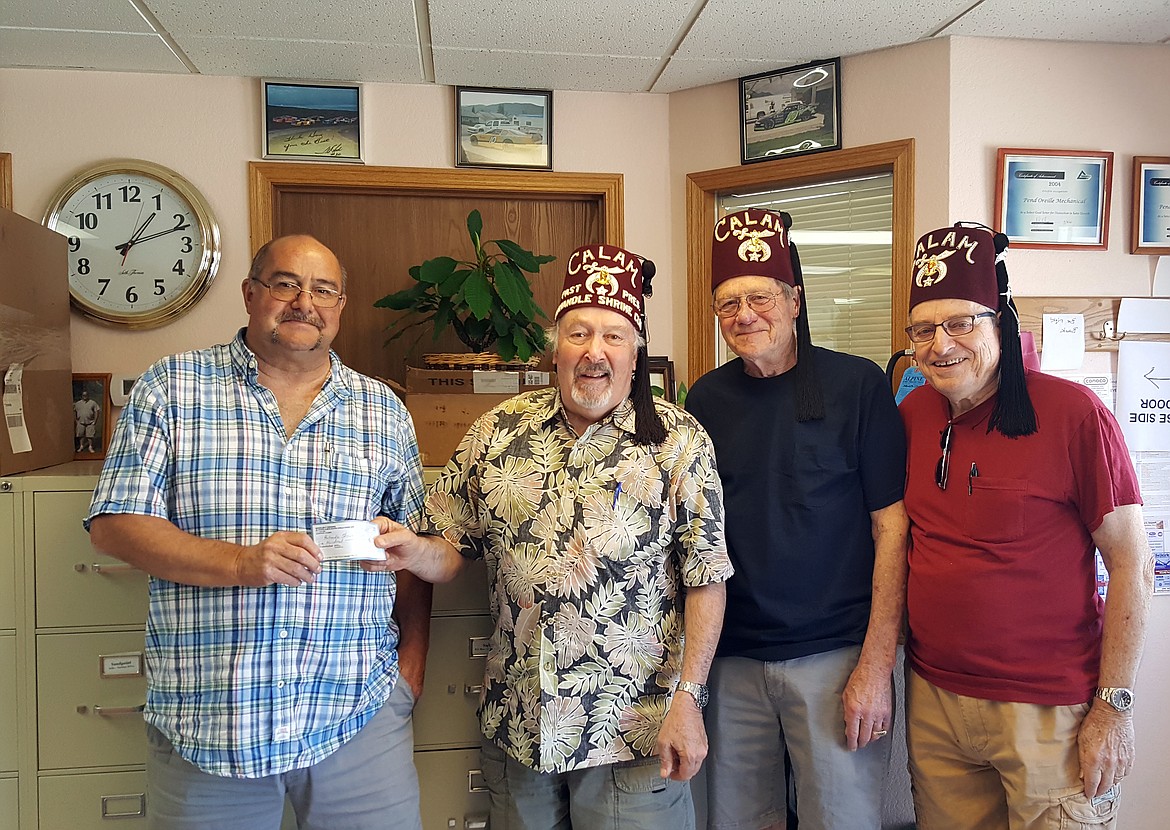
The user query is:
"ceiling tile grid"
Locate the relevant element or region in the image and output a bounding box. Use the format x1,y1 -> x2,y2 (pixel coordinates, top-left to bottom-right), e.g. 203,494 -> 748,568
1,0 -> 1166,92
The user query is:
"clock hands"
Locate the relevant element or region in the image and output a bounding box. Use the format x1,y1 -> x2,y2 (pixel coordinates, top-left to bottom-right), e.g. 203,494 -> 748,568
115,215 -> 191,259
127,218 -> 191,246
117,211 -> 157,264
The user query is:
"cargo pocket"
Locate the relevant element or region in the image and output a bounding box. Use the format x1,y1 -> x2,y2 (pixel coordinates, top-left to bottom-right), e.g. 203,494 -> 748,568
1050,784 -> 1119,828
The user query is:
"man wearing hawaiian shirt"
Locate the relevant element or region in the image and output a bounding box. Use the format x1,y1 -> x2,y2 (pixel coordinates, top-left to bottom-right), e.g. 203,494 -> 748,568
371,243 -> 733,830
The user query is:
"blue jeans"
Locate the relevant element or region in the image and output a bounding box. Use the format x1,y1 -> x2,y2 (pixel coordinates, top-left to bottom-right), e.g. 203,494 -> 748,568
145,680 -> 421,830
480,738 -> 695,830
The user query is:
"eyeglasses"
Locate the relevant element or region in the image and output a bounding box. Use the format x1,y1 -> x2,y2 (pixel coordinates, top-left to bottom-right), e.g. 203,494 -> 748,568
251,278 -> 343,308
713,291 -> 784,318
936,422 -> 953,490
905,312 -> 996,344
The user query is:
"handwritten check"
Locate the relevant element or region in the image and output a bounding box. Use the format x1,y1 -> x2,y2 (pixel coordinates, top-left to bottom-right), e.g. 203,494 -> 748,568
311,520 -> 384,562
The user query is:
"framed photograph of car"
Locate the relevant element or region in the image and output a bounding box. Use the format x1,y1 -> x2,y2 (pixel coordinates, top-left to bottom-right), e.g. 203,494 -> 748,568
739,58 -> 841,165
456,86 -> 552,170
261,80 -> 363,162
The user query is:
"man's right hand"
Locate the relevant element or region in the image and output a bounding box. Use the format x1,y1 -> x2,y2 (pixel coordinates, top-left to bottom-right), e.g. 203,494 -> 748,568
233,531 -> 323,587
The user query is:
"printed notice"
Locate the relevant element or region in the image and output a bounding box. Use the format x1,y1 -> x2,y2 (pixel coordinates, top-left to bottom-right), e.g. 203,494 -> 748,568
311,520 -> 383,561
3,363 -> 33,453
1117,341 -> 1170,451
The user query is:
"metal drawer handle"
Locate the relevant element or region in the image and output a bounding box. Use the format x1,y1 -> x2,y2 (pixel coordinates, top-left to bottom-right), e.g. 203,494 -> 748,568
468,769 -> 486,793
101,792 -> 146,818
75,562 -> 142,574
465,816 -> 488,830
92,704 -> 146,716
464,684 -> 483,695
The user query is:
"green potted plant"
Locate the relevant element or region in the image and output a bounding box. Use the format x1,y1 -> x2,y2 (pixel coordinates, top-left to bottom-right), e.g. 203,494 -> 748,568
374,209 -> 555,364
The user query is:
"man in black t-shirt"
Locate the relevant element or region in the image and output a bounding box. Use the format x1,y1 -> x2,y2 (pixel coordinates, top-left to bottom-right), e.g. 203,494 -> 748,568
685,207 -> 908,830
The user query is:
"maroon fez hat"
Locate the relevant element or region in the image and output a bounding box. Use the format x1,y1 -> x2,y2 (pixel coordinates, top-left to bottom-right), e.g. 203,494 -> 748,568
556,244 -> 649,332
711,208 -> 795,290
909,225 -> 1000,312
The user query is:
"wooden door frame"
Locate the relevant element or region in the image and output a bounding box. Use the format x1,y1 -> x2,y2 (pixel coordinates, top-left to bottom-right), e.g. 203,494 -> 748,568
684,139 -> 914,384
249,162 -> 625,254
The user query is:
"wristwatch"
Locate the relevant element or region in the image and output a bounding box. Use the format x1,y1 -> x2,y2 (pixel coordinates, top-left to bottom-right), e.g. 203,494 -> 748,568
676,680 -> 709,709
1095,687 -> 1135,712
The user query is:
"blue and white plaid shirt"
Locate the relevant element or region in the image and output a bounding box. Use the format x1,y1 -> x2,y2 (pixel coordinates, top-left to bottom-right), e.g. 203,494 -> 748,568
86,329 -> 424,778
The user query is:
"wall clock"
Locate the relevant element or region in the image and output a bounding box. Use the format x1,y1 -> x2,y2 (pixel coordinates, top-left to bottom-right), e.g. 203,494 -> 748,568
43,159 -> 221,328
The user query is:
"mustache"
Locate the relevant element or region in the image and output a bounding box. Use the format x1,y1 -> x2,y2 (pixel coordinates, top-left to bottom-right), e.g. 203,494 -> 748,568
575,362 -> 612,379
279,310 -> 323,328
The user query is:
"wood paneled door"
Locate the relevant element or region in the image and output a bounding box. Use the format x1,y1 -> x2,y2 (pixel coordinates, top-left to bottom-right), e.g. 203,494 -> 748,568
249,163 -> 624,387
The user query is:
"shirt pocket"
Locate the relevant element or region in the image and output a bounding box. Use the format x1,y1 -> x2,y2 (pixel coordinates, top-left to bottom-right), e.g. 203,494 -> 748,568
317,450 -> 380,521
964,476 -> 1026,544
793,445 -> 855,508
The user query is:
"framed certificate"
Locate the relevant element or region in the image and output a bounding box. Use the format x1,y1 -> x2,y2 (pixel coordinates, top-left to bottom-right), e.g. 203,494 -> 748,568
995,148 -> 1113,249
1132,156 -> 1170,255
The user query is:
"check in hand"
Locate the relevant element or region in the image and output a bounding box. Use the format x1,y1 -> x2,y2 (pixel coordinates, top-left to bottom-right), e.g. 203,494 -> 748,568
361,517 -> 423,574
234,530 -> 323,588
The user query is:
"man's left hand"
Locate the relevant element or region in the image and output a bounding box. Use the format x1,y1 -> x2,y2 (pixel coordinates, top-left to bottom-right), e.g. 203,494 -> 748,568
1078,702 -> 1135,799
842,659 -> 893,751
656,696 -> 707,781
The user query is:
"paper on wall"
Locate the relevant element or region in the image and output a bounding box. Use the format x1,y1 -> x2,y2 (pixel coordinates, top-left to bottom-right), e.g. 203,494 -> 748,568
1040,313 -> 1085,370
1116,340 -> 1170,451
3,363 -> 33,454
1153,257 -> 1170,297
1117,298 -> 1170,334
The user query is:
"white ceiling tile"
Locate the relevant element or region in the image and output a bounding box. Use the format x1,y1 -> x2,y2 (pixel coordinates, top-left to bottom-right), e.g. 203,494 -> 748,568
940,0 -> 1170,42
433,48 -> 662,93
180,36 -> 424,82
429,1 -> 690,54
652,57 -> 787,93
1,0 -> 1164,94
146,0 -> 419,43
675,0 -> 972,60
0,30 -> 186,72
1,0 -> 154,32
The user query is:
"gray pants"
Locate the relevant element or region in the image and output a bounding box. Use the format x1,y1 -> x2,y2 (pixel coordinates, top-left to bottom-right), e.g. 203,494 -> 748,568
145,680 -> 421,830
705,647 -> 891,830
480,738 -> 695,830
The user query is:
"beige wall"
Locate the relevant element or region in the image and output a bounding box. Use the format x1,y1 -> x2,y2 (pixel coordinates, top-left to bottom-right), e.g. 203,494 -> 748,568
0,70 -> 672,377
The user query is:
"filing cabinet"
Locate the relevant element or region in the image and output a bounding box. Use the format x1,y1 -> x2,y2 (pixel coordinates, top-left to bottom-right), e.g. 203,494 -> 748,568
2,464 -> 496,829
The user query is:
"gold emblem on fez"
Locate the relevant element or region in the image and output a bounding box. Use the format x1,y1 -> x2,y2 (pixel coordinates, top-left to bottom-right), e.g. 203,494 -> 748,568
732,227 -> 775,263
914,250 -> 955,287
583,263 -> 619,296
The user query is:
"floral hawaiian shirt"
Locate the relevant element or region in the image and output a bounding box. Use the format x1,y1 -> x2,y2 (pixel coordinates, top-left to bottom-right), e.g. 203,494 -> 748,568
421,388 -> 732,773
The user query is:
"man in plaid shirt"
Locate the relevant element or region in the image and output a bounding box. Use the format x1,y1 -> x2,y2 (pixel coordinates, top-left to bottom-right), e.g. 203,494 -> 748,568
87,235 -> 430,830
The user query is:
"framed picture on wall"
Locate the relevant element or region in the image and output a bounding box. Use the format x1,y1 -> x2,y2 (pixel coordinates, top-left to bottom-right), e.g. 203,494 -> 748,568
455,86 -> 552,170
71,373 -> 113,460
261,80 -> 364,163
739,58 -> 841,165
1132,156 -> 1170,255
647,356 -> 676,403
995,148 -> 1112,249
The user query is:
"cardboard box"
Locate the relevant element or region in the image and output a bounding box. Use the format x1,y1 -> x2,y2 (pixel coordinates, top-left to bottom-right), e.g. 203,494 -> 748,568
406,393 -> 516,467
406,367 -> 552,396
0,208 -> 74,475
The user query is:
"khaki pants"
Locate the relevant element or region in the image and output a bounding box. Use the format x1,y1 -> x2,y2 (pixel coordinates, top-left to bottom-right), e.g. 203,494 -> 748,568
906,669 -> 1119,829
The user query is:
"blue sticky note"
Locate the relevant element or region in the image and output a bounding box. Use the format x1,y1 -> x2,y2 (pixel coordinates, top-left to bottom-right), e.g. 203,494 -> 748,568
895,366 -> 927,405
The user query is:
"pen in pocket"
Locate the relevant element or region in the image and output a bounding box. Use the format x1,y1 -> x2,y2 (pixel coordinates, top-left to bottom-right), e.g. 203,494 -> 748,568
968,462 -> 978,495
613,482 -> 623,509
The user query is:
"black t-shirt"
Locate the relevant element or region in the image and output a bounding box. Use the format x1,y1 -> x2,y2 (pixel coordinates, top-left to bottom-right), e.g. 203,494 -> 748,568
686,347 -> 906,661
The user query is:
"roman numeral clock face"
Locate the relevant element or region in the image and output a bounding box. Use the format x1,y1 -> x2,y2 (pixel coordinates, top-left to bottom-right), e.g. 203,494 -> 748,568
43,160 -> 221,328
